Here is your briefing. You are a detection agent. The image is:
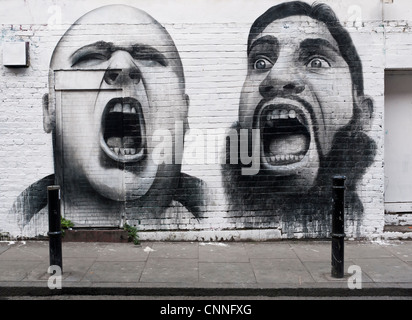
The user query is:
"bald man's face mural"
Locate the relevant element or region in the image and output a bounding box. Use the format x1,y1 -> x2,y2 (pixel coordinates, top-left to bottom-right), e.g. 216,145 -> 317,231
43,6 -> 189,224
223,2 -> 376,237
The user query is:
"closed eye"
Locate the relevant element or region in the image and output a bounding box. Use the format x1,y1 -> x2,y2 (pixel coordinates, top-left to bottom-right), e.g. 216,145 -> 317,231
130,45 -> 168,67
70,42 -> 168,68
71,52 -> 111,67
70,41 -> 113,67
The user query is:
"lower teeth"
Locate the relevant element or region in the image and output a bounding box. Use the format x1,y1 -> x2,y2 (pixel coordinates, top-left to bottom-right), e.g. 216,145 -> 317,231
268,154 -> 304,163
106,135 -> 140,156
111,147 -> 137,156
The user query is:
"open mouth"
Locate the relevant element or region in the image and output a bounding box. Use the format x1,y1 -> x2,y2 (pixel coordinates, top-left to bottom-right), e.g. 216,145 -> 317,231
260,104 -> 310,166
100,97 -> 146,163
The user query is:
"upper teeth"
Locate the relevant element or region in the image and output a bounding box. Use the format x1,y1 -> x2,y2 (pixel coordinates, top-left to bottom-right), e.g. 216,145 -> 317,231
267,109 -> 297,120
110,103 -> 137,114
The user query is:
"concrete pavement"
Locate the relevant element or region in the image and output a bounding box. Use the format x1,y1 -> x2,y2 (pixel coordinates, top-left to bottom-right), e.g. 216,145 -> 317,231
0,239 -> 411,297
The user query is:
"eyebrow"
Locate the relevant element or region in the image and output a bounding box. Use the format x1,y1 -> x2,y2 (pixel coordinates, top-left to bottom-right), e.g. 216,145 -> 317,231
70,41 -> 168,67
299,38 -> 340,57
130,44 -> 168,67
248,35 -> 279,56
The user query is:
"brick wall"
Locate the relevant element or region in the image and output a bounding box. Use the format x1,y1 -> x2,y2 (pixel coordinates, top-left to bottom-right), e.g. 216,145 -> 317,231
0,0 -> 407,240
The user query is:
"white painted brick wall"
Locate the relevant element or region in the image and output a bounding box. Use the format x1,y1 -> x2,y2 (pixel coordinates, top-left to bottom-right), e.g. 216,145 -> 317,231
0,0 -> 410,240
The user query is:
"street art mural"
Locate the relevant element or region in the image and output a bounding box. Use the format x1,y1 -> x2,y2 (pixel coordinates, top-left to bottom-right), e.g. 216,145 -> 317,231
222,1 -> 377,237
7,1 -> 376,239
9,5 -> 207,231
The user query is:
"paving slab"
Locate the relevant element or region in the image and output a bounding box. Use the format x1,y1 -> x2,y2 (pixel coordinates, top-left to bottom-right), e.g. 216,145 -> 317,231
199,243 -> 249,262
0,243 -> 11,255
244,242 -> 297,259
0,260 -> 42,281
62,242 -> 107,259
149,242 -> 198,259
385,244 -> 412,262
251,258 -> 314,284
0,241 -> 48,261
352,258 -> 412,283
289,242 -> 332,261
24,261 -> 51,282
199,262 -> 256,283
96,243 -> 149,262
140,258 -> 198,283
302,260 -> 373,283
84,261 -> 146,283
345,242 -> 395,259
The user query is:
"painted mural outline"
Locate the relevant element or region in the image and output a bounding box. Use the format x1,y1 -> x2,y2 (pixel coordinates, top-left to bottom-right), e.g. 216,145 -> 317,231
10,5 -> 206,232
222,1 -> 377,237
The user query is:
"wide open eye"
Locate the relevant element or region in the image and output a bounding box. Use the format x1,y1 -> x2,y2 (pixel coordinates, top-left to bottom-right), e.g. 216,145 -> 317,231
254,58 -> 274,71
306,57 -> 331,69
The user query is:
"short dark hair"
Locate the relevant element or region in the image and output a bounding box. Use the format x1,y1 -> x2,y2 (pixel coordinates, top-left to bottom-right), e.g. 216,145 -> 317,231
248,1 -> 364,96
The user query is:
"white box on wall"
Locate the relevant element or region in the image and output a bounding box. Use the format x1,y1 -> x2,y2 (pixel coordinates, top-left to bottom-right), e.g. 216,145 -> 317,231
3,42 -> 29,67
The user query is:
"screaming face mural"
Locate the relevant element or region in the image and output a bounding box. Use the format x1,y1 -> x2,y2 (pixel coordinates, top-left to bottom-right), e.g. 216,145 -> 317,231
222,1 -> 377,237
11,5 -> 206,230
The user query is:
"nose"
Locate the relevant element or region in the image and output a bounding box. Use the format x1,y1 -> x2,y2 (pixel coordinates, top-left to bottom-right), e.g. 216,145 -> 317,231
103,67 -> 141,86
259,70 -> 305,99
103,51 -> 142,86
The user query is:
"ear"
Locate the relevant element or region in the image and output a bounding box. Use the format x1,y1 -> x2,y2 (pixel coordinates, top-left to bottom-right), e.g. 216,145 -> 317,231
183,93 -> 190,133
42,93 -> 54,133
353,86 -> 373,129
358,95 -> 374,129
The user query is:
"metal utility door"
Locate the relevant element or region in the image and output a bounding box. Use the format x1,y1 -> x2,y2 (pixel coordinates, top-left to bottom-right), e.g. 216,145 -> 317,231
384,70 -> 412,213
54,70 -> 125,227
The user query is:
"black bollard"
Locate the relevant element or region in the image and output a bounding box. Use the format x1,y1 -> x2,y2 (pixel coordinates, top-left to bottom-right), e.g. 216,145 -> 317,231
331,176 -> 346,278
47,185 -> 63,273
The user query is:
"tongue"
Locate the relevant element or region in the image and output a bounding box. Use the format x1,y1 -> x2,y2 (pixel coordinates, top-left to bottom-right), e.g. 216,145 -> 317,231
107,137 -> 122,148
123,136 -> 140,148
269,134 -> 308,155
